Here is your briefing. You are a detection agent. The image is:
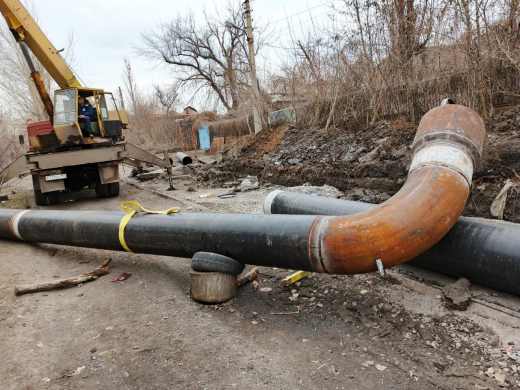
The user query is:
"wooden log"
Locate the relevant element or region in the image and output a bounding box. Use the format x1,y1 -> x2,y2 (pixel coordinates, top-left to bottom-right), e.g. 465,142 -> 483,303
190,270 -> 237,304
14,258 -> 111,296
237,267 -> 259,287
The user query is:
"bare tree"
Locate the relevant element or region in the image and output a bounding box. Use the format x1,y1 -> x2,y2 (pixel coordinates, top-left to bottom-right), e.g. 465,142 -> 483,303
264,0 -> 520,129
138,2 -> 269,112
0,4 -> 76,124
0,21 -> 52,122
154,84 -> 179,115
122,59 -> 178,151
0,109 -> 22,170
484,0 -> 520,71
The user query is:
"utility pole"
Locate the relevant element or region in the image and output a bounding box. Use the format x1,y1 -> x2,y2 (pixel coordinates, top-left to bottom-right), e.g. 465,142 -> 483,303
118,86 -> 126,110
244,0 -> 262,134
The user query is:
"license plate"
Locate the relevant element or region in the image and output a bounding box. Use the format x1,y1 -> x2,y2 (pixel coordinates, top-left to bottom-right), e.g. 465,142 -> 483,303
45,174 -> 67,181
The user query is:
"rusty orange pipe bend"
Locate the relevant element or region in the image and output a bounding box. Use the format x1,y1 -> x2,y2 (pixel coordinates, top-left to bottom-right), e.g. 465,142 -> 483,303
307,103 -> 485,274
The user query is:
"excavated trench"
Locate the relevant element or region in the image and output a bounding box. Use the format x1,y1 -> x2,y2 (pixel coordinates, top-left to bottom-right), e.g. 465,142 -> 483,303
216,106 -> 520,223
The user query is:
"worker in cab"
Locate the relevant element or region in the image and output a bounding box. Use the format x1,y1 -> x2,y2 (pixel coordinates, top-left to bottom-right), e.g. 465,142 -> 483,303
78,95 -> 95,138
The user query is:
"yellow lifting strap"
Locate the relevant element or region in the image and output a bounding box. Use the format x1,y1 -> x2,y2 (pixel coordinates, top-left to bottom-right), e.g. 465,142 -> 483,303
119,201 -> 180,253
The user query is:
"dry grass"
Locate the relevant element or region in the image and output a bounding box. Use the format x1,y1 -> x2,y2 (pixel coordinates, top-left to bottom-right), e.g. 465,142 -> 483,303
207,115 -> 251,139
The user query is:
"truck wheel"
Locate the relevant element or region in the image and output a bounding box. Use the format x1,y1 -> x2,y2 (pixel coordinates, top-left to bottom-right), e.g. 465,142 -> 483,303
47,191 -> 60,205
108,182 -> 120,197
95,183 -> 109,198
34,190 -> 48,206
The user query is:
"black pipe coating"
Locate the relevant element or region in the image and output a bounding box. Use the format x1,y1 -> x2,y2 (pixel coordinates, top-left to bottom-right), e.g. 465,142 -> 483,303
0,209 -> 317,271
265,190 -> 520,296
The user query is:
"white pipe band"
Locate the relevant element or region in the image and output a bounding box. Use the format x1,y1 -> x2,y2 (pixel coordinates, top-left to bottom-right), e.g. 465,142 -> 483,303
263,190 -> 283,214
409,144 -> 474,185
10,210 -> 30,240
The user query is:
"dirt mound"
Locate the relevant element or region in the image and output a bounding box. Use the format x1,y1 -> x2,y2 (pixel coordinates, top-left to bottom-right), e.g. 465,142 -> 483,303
219,108 -> 520,222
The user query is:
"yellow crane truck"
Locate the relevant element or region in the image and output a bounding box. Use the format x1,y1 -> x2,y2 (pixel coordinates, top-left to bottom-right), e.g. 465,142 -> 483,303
0,0 -> 172,205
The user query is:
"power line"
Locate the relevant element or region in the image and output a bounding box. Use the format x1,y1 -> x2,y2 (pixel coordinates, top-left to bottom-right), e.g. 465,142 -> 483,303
257,4 -> 324,28
276,11 -> 330,34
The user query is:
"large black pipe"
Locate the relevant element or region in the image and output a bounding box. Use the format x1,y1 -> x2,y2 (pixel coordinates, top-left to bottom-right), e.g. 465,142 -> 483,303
0,209 -> 318,271
264,190 -> 374,216
264,190 -> 520,296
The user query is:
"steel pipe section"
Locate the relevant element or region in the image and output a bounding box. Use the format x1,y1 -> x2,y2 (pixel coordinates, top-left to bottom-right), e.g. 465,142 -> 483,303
264,190 -> 373,216
0,104 -> 485,276
176,152 -> 192,165
0,209 -> 319,271
264,191 -> 520,295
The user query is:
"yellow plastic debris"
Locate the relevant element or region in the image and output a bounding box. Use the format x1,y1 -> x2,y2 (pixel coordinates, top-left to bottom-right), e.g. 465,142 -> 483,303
282,271 -> 312,286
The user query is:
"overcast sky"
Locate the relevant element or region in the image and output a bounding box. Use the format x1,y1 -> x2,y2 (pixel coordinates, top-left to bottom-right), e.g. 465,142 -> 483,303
31,0 -> 331,110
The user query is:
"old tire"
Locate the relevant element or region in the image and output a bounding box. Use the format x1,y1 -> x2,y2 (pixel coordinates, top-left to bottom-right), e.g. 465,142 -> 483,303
34,190 -> 48,206
47,191 -> 60,205
191,252 -> 245,275
95,182 -> 109,198
108,182 -> 120,197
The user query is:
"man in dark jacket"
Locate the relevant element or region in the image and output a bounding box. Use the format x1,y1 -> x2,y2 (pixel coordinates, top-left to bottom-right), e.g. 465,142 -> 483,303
78,95 -> 95,138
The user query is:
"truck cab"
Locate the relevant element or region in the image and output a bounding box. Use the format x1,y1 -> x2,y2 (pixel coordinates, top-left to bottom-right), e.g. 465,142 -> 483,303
28,88 -> 129,152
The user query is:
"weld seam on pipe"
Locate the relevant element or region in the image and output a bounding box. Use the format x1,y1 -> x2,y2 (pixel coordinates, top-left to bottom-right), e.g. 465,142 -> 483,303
264,190 -> 283,214
411,131 -> 482,168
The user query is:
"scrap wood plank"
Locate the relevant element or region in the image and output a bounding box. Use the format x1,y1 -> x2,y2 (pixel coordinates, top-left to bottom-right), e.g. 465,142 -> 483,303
14,258 -> 112,296
211,137 -> 224,149
198,155 -> 216,165
282,271 -> 312,286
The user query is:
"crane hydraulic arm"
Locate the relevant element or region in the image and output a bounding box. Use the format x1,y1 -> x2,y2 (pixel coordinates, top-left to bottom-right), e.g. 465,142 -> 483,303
0,0 -> 81,120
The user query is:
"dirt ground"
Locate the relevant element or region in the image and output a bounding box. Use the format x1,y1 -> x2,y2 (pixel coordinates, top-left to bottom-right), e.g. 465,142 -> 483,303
1,167 -> 520,390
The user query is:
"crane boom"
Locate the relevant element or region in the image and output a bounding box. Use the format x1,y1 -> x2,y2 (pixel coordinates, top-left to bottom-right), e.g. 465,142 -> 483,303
0,0 -> 81,89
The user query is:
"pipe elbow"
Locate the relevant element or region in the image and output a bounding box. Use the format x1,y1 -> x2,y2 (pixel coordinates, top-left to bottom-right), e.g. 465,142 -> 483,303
309,104 -> 486,274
